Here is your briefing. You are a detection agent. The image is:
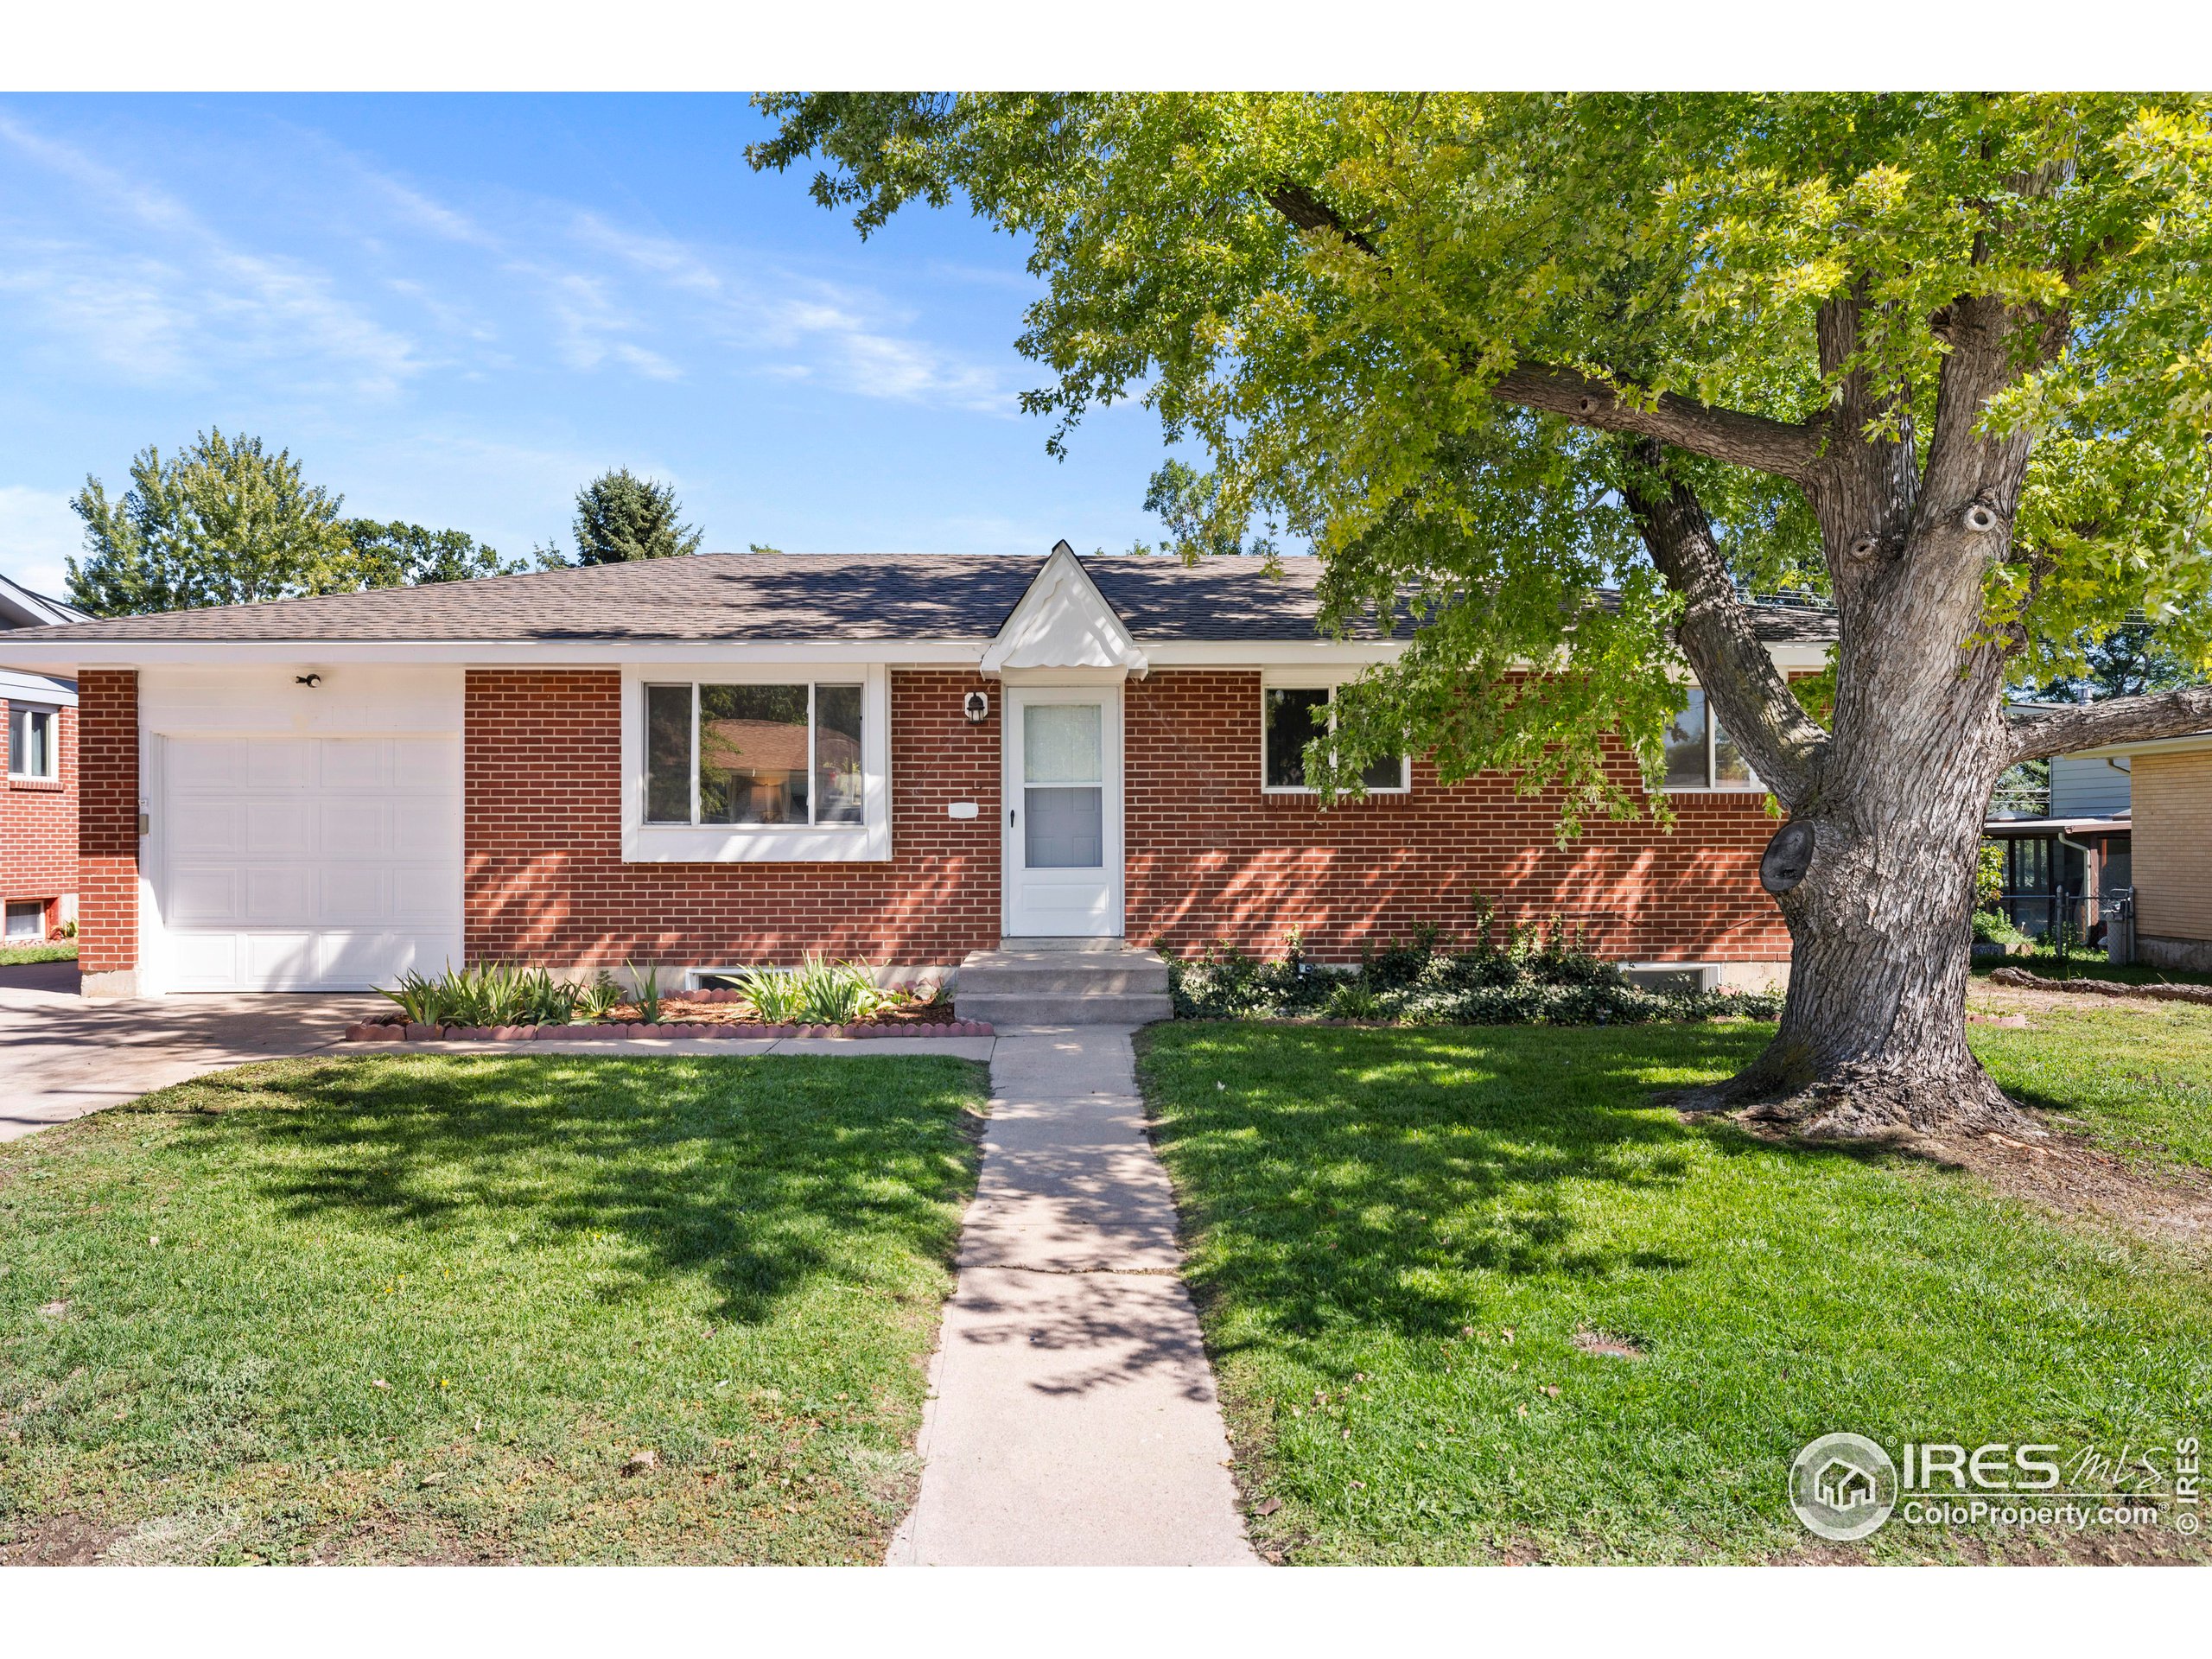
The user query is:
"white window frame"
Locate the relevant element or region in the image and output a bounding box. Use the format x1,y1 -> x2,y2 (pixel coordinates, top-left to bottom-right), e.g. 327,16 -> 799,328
620,664 -> 891,863
1661,683 -> 1764,794
7,702 -> 59,782
1259,673 -> 1410,796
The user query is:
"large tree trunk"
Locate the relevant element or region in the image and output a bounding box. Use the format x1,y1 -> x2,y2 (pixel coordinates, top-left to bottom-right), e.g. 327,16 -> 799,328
1725,738 -> 2031,1140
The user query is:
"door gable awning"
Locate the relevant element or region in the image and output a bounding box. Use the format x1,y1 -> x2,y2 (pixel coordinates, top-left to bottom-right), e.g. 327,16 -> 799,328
981,541 -> 1148,680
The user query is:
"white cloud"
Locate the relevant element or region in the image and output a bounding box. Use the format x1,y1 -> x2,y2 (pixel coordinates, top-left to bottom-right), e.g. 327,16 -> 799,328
0,486 -> 84,602
0,110 -> 423,398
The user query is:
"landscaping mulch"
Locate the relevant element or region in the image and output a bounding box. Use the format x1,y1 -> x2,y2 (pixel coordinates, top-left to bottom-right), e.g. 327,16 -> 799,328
346,991 -> 990,1043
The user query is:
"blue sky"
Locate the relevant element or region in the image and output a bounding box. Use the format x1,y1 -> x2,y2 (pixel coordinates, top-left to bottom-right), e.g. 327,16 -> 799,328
0,93 -> 1176,601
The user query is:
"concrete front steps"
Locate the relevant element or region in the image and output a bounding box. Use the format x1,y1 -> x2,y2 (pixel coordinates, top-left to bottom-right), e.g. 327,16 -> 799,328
954,938 -> 1174,1026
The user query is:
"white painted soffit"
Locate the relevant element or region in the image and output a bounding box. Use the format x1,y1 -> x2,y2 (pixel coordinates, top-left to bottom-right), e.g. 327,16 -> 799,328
979,540 -> 1149,680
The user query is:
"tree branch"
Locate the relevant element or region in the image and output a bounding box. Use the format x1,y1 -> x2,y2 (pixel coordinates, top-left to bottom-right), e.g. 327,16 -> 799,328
1491,365 -> 1825,483
1621,441 -> 1829,804
1263,183 -> 1824,482
2006,685 -> 2212,763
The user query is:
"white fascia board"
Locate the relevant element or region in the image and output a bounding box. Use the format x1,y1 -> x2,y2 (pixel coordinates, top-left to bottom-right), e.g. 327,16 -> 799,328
2074,731 -> 2212,760
0,638 -> 994,673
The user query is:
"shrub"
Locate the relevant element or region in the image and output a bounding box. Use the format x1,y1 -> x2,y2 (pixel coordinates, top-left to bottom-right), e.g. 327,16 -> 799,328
729,956 -> 886,1025
731,965 -> 806,1025
1168,926 -> 1784,1027
791,957 -> 886,1025
379,963 -> 600,1027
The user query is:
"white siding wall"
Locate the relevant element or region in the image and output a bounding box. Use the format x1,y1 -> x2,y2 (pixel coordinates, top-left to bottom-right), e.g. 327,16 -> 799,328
2050,754 -> 2132,819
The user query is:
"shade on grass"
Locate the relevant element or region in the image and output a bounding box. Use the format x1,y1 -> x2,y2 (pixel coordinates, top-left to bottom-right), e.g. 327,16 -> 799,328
0,1052 -> 984,1564
1140,1020 -> 2212,1564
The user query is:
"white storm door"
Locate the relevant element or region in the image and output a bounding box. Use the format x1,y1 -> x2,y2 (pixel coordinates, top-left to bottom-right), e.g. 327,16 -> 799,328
1002,687 -> 1122,938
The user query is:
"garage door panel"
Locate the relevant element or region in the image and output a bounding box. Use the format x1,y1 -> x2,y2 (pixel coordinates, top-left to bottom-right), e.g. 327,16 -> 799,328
170,801 -> 245,857
168,866 -> 245,926
160,729 -> 461,992
245,800 -> 312,855
321,800 -> 395,860
245,740 -> 314,792
168,737 -> 245,793
245,866 -> 315,922
320,865 -> 390,920
319,740 -> 389,791
167,931 -> 242,987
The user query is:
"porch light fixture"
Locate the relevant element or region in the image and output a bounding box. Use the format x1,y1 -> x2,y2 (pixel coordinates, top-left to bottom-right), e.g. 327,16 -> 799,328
964,690 -> 989,723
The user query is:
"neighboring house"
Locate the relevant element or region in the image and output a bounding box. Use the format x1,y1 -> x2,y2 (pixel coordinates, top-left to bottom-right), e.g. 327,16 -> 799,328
2073,730 -> 2212,972
0,573 -> 89,944
1984,702 -> 2135,945
0,546 -> 1834,998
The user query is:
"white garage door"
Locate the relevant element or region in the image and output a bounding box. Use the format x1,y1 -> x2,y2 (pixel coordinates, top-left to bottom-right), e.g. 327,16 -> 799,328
159,733 -> 463,991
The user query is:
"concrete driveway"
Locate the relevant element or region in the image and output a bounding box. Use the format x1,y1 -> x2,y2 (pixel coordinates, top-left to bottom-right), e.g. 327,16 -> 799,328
0,960 -> 383,1141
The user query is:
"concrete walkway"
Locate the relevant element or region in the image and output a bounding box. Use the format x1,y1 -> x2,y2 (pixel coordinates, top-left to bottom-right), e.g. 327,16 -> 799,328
889,1024 -> 1257,1567
0,963 -> 382,1142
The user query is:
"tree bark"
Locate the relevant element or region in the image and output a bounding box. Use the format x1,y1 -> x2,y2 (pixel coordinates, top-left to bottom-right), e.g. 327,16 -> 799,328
1726,736 -> 2027,1139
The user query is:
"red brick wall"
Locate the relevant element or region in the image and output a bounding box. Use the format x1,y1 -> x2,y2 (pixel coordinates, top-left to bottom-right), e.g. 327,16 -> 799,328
1124,670 -> 1789,963
2,696 -> 79,936
465,668 -> 1003,968
75,670 -> 138,974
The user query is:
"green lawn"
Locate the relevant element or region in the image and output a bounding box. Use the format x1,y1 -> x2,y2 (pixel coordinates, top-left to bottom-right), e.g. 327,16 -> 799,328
0,939 -> 76,966
0,1052 -> 985,1565
1140,1015 -> 2212,1564
1971,1003 -> 2212,1174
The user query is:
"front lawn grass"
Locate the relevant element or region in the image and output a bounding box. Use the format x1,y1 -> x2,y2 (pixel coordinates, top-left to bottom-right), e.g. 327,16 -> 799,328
0,1052 -> 985,1564
1140,1020 -> 2212,1564
1970,1002 -> 2212,1174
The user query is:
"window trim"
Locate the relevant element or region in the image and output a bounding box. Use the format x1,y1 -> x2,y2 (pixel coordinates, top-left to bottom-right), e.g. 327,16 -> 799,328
1258,675 -> 1410,797
620,664 -> 891,863
8,702 -> 59,782
1659,683 -> 1765,795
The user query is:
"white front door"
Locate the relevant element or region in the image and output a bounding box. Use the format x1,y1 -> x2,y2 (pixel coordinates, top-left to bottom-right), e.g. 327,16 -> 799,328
1002,686 -> 1122,938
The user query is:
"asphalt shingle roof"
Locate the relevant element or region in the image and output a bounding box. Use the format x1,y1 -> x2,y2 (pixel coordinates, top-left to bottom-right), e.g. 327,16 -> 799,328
0,550 -> 1839,647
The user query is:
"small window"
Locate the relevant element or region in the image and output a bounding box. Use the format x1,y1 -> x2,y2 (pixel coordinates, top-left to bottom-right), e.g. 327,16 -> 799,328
1262,685 -> 1406,792
1662,688 -> 1761,791
8,704 -> 57,780
4,899 -> 44,940
644,683 -> 866,828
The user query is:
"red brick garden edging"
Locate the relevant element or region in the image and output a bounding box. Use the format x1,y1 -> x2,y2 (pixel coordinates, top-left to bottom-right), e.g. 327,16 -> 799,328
343,1019 -> 995,1044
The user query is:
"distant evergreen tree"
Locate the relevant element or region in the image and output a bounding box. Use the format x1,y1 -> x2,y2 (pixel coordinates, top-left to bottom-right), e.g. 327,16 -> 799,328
540,468 -> 703,567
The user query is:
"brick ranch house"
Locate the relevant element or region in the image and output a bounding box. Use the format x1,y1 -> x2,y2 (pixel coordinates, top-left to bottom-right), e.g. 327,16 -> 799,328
2,573 -> 87,946
0,544 -> 1835,999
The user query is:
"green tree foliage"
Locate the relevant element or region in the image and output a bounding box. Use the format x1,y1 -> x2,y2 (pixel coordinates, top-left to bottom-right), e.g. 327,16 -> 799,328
541,468 -> 704,567
345,519 -> 529,588
69,429 -> 352,616
2031,622 -> 2203,702
1132,460 -> 1265,558
67,429 -> 518,617
750,93 -> 2212,814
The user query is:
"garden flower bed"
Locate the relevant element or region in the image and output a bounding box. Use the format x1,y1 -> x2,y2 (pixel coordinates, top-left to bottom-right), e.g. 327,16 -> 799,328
346,959 -> 991,1042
